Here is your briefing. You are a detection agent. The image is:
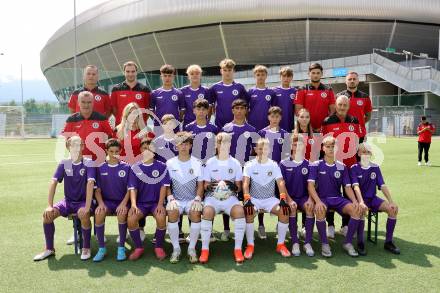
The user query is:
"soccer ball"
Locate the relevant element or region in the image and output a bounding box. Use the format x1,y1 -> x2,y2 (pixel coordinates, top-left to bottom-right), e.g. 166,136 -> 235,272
213,180 -> 232,200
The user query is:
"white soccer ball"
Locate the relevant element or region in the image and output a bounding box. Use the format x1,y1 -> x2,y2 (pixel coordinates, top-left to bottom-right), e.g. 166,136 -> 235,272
213,180 -> 232,200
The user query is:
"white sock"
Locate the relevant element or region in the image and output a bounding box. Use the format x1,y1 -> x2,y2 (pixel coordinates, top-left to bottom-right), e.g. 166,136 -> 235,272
277,221 -> 289,244
200,219 -> 213,250
167,221 -> 180,251
234,218 -> 246,250
245,223 -> 254,246
189,221 -> 201,250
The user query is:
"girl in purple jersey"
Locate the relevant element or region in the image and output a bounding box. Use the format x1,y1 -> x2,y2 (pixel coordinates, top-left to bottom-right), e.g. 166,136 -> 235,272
34,136 -> 95,261
350,143 -> 400,255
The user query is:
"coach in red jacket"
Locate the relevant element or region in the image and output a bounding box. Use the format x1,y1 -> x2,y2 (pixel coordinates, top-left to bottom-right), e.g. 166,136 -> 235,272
417,116 -> 436,166
62,91 -> 113,162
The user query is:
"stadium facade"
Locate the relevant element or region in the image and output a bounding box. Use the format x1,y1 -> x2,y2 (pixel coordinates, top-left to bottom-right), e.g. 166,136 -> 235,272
40,0 -> 440,135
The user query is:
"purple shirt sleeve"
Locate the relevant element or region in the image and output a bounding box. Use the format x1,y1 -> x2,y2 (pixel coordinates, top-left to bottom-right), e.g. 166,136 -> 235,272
342,166 -> 351,187
375,167 -> 385,189
349,165 -> 359,186
178,90 -> 185,110
307,162 -> 318,182
128,168 -> 138,190
52,162 -> 65,182
161,168 -> 171,186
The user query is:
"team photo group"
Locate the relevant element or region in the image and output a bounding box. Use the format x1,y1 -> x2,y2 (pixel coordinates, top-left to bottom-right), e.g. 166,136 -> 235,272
33,58 -> 400,265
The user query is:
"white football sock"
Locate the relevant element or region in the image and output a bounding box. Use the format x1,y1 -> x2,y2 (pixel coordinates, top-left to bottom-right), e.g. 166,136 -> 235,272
234,218 -> 246,250
189,221 -> 201,250
167,221 -> 180,251
200,219 -> 213,250
277,221 -> 289,244
246,223 -> 254,246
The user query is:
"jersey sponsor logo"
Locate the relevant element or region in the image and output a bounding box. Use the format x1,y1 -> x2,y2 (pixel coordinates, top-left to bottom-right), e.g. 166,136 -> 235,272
79,168 -> 85,176
301,167 -> 308,175
252,171 -> 259,175
172,95 -> 178,101
321,92 -> 327,98
244,131 -> 250,138
198,94 -> 204,99
370,172 -> 376,179
334,171 -> 341,178
348,125 -> 355,132
277,138 -> 284,144
228,168 -> 233,174
212,169 -> 219,172
357,100 -> 364,106
286,168 -> 293,171
120,94 -> 127,97
307,93 -> 314,96
152,170 -> 160,178
135,93 -> 142,100
267,171 -> 273,177
157,96 -> 163,99
309,138 -> 315,145
290,93 -> 296,99
232,89 -> 239,96
217,91 -> 223,94
75,125 -> 81,129
332,127 -> 340,131
189,168 -> 194,175
100,172 -> 108,176
185,95 -> 191,98
319,171 -> 326,174
276,94 -> 282,97
118,170 -> 126,177
265,95 -> 272,101
92,122 -> 99,129
95,95 -> 101,101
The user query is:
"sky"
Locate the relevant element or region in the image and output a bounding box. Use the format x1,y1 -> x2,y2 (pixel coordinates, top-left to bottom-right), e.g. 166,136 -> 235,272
0,0 -> 108,102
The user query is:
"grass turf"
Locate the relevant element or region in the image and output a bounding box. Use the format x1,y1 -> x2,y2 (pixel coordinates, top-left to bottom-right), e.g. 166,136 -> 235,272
0,137 -> 439,292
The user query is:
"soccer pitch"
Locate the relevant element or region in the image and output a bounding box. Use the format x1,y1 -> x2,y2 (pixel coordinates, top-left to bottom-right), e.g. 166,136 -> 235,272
0,137 -> 439,292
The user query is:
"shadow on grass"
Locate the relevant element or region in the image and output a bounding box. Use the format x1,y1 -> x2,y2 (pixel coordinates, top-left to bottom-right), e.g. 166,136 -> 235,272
45,231 -> 439,277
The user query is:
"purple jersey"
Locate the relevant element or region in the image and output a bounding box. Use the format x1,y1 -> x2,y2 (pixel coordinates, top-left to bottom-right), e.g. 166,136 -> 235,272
272,86 -> 296,132
258,127 -> 290,163
150,87 -> 185,123
128,160 -> 171,204
307,160 -> 351,199
209,81 -> 249,128
248,87 -> 276,131
222,122 -> 256,164
350,163 -> 385,199
179,85 -> 211,126
94,161 -> 130,202
280,159 -> 309,200
153,135 -> 179,163
52,159 -> 95,203
184,121 -> 219,162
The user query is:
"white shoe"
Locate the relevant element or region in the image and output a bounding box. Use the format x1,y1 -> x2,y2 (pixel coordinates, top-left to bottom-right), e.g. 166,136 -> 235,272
170,249 -> 181,264
426,161 -> 431,166
187,248 -> 198,264
291,243 -> 301,257
81,248 -> 91,260
257,226 -> 267,240
327,226 -> 335,239
220,230 -> 230,242
303,243 -> 315,257
418,162 -> 422,166
339,226 -> 348,237
343,243 -> 359,257
321,244 -> 332,257
66,234 -> 76,245
140,229 -> 146,242
34,249 -> 55,261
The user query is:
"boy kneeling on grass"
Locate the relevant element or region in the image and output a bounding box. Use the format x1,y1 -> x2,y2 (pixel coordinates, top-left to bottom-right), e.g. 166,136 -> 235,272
34,136 -> 95,261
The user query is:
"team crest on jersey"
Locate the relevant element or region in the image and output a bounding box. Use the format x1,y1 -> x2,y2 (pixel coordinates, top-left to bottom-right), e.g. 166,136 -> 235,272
95,95 -> 101,101
228,168 -> 233,174
357,100 -> 364,106
290,93 -> 295,100
265,95 -> 272,101
348,125 -> 355,132
172,95 -> 178,101
206,132 -> 213,139
79,168 -> 85,176
118,170 -> 126,177
370,172 -> 376,179
301,168 -> 308,175
189,168 -> 194,175
321,92 -> 327,98
308,138 -> 315,145
92,122 -> 99,129
334,171 -> 341,178
152,170 -> 160,178
135,93 -> 142,100
278,138 -> 284,144
267,171 -> 273,177
232,89 -> 239,96
198,94 -> 204,99
244,131 -> 250,138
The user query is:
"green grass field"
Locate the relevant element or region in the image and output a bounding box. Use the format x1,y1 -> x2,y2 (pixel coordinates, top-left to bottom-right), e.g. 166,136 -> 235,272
1,137 -> 439,292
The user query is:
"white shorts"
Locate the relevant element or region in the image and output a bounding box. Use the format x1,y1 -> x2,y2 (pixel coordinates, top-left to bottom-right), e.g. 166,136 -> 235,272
176,200 -> 193,215
252,197 -> 279,214
204,196 -> 241,216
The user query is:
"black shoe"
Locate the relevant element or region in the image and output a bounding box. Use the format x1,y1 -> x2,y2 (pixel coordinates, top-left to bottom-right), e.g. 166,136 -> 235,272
357,243 -> 367,256
384,241 -> 400,254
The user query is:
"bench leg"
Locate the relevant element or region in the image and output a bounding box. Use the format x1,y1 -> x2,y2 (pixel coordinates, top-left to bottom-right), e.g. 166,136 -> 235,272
374,212 -> 378,244
367,211 -> 373,244
73,217 -> 79,255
